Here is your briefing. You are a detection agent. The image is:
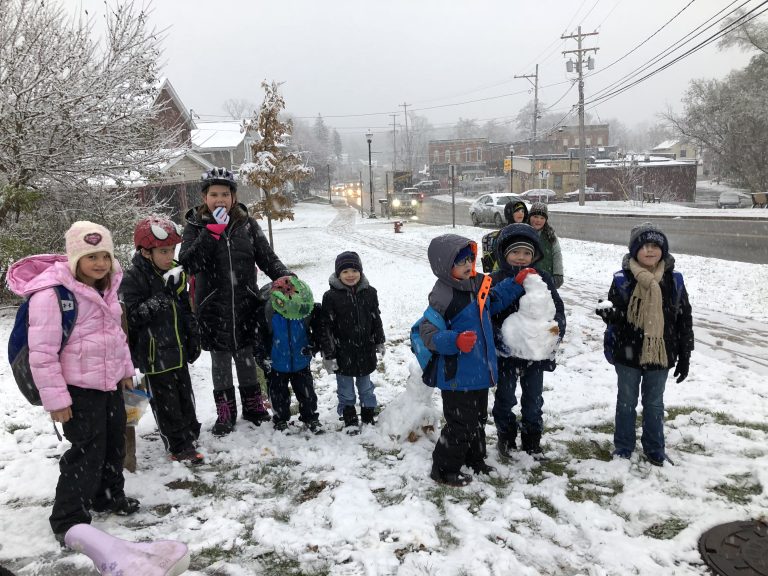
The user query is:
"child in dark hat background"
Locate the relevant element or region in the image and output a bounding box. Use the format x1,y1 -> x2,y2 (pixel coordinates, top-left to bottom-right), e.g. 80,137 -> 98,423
480,200 -> 530,273
490,223 -> 565,457
320,251 -> 386,433
528,202 -> 564,288
596,222 -> 694,466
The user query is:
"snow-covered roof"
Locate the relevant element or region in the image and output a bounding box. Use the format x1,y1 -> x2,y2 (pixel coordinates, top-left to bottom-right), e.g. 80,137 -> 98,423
192,122 -> 247,150
651,139 -> 679,151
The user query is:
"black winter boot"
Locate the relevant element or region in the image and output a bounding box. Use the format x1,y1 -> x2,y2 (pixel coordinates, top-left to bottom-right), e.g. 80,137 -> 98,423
212,388 -> 237,436
360,407 -> 376,425
342,405 -> 359,435
521,431 -> 543,455
430,464 -> 472,487
497,429 -> 517,458
240,386 -> 271,425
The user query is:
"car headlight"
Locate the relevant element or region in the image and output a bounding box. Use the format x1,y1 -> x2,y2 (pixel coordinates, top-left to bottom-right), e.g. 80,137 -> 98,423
392,199 -> 401,207
411,199 -> 418,206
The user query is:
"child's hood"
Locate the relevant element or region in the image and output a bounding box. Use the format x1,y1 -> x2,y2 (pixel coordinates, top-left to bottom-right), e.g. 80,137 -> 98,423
427,234 -> 477,282
495,224 -> 543,273
6,254 -> 72,296
328,273 -> 370,292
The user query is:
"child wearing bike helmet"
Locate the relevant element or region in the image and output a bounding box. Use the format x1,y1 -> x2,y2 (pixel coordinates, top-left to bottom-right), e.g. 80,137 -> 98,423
179,167 -> 292,436
254,276 -> 324,434
121,216 -> 203,464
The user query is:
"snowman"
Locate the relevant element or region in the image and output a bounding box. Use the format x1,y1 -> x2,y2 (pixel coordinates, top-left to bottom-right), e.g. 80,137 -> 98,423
377,360 -> 441,442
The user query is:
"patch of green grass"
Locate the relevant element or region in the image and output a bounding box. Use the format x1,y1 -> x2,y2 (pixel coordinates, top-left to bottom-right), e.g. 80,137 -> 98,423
435,524 -> 460,548
165,479 -> 221,498
528,495 -> 558,519
6,422 -> 30,434
565,478 -> 623,504
712,473 -> 763,505
644,517 -> 688,539
373,487 -> 407,507
666,406 -> 768,433
589,421 -> 615,435
675,439 -> 708,455
152,503 -> 173,517
528,458 -> 570,485
191,543 -> 244,569
564,438 -> 613,462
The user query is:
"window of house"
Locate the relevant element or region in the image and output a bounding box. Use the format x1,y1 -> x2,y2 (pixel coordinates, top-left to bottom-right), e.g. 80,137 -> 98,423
477,148 -> 482,161
445,150 -> 451,163
575,138 -> 580,146
434,151 -> 440,164
597,136 -> 604,145
563,138 -> 569,147
466,149 -> 471,162
680,149 -> 687,158
586,137 -> 592,146
553,174 -> 563,190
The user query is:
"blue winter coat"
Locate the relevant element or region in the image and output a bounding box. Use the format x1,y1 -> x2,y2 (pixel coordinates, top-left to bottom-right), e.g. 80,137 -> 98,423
255,299 -> 322,374
420,234 -> 525,391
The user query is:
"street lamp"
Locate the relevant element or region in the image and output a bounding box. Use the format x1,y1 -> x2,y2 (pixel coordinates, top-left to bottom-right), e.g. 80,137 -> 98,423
509,145 -> 515,194
366,130 -> 376,218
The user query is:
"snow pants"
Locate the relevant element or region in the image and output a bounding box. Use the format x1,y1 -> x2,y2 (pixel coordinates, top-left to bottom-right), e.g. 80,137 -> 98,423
210,346 -> 261,391
433,388 -> 488,473
145,367 -> 201,456
267,366 -> 318,424
493,356 -> 545,437
50,386 -> 126,536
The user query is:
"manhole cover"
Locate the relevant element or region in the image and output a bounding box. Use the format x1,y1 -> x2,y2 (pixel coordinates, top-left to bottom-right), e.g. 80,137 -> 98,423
699,520 -> 768,576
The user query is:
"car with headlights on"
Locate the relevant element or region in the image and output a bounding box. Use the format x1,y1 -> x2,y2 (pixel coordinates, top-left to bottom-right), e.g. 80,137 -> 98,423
389,191 -> 419,217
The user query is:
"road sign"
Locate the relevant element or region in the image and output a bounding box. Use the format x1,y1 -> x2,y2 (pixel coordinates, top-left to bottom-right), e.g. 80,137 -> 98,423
504,158 -> 512,172
539,169 -> 550,179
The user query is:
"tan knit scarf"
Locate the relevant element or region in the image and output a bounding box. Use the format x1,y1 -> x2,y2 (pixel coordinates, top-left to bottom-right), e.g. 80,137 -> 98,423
627,258 -> 667,367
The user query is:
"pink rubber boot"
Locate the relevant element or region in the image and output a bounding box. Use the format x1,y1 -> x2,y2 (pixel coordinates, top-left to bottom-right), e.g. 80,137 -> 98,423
64,524 -> 190,576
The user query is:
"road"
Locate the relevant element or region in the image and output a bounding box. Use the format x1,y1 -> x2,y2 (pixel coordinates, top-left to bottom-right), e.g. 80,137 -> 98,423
413,198 -> 768,264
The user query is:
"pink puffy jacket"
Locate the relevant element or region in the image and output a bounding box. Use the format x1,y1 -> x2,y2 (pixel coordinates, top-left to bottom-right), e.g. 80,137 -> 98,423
6,254 -> 135,412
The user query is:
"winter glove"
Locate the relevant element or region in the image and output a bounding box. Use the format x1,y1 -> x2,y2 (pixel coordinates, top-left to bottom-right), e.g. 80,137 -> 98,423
212,206 -> 230,225
163,266 -> 187,297
514,267 -> 538,285
323,357 -> 338,373
376,344 -> 386,357
300,346 -> 315,358
553,274 -> 564,289
673,355 -> 689,383
480,254 -> 494,273
595,299 -> 620,323
455,330 -> 477,353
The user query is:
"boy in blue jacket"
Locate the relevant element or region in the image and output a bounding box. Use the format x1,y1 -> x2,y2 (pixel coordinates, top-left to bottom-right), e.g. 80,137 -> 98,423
420,234 -> 526,486
255,276 -> 324,434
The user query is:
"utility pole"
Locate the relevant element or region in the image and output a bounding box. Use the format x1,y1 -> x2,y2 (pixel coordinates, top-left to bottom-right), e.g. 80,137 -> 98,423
327,164 -> 331,204
563,26 -> 598,206
400,102 -> 411,177
514,64 -> 538,188
390,113 -> 398,171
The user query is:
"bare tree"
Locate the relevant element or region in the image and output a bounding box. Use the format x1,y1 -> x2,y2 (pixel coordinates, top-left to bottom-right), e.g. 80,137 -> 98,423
0,0 -> 179,288
222,98 -> 256,121
241,81 -> 312,246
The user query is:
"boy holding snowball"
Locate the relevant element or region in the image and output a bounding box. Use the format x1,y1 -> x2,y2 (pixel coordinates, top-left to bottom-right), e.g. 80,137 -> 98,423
490,223 -> 566,458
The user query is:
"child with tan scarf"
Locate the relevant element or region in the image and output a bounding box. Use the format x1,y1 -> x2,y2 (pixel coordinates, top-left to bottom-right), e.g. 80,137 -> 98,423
595,223 -> 694,467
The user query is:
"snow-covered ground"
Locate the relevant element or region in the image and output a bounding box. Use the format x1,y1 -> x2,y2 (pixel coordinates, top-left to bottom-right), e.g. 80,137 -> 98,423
1,201 -> 766,575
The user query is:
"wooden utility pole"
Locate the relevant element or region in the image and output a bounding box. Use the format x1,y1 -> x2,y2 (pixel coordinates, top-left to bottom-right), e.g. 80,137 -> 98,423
391,113 -> 398,171
400,102 -> 411,176
515,64 -> 539,188
562,26 -> 598,206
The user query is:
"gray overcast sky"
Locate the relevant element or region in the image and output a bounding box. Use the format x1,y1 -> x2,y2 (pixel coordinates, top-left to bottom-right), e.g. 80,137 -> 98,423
73,0 -> 752,138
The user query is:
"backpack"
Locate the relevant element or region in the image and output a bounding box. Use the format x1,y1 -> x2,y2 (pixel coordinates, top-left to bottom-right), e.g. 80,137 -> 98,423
603,270 -> 684,365
480,230 -> 501,273
410,306 -> 446,387
8,286 -> 78,405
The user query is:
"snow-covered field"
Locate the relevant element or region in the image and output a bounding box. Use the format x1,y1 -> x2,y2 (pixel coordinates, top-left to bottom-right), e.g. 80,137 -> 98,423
1,201 -> 766,575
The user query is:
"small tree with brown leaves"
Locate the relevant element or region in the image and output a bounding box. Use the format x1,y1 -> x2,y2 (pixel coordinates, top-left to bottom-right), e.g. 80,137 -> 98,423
241,81 -> 312,246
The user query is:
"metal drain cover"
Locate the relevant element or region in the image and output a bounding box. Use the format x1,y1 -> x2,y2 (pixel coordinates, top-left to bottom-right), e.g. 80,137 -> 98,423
699,520 -> 768,575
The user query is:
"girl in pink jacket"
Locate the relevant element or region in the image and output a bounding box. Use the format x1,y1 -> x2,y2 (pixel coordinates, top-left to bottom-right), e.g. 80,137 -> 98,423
6,221 -> 141,545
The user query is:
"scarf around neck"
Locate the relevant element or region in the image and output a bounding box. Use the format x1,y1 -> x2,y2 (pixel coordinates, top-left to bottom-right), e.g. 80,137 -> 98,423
627,258 -> 667,367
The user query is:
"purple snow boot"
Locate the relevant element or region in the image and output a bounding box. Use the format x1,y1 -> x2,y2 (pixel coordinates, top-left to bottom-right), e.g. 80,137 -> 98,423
212,388 -> 237,436
64,523 -> 190,576
240,386 -> 271,425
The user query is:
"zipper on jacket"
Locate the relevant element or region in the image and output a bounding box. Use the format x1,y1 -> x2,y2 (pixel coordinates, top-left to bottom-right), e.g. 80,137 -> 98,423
287,319 -> 294,372
225,234 -> 238,350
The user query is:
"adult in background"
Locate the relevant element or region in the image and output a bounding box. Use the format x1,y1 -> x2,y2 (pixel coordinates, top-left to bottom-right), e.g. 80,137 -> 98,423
528,202 -> 564,288
179,167 -> 291,436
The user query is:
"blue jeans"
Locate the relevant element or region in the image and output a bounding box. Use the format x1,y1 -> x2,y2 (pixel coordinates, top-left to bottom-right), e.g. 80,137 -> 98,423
492,357 -> 544,437
614,364 -> 669,455
335,373 -> 377,415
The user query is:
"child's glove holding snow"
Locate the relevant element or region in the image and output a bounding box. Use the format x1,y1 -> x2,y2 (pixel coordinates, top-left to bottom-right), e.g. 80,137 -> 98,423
163,266 -> 187,297
595,299 -> 620,323
514,267 -> 538,285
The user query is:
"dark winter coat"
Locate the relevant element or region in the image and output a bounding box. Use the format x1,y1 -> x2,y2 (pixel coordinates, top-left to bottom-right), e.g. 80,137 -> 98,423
178,203 -> 290,352
254,298 -> 322,374
490,225 -> 566,372
120,252 -> 200,375
420,234 -> 525,391
320,274 -> 385,377
602,253 -> 694,369
536,224 -> 563,278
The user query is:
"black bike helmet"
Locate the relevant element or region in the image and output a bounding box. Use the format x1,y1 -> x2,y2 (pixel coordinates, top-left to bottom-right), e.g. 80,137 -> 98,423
200,167 -> 237,194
